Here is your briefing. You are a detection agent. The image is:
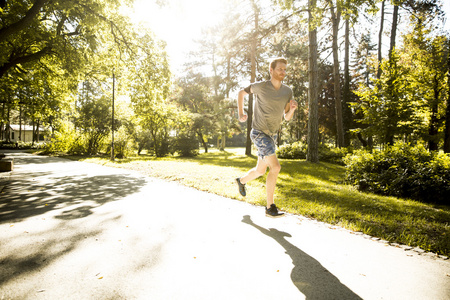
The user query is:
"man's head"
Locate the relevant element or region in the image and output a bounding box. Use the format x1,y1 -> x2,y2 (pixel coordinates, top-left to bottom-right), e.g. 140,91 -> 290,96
269,57 -> 287,81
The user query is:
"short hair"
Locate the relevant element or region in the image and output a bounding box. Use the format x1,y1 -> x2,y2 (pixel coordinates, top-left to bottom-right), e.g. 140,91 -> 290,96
269,57 -> 288,71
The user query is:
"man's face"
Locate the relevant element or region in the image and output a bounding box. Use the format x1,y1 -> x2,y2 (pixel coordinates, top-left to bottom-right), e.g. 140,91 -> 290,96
271,62 -> 287,81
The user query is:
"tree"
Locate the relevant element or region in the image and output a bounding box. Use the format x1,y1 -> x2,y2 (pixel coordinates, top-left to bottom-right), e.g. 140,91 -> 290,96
402,14 -> 448,151
326,0 -> 345,147
74,81 -> 111,155
175,72 -> 217,152
445,39 -> 450,153
307,0 -> 320,162
128,31 -> 172,156
0,0 -> 134,79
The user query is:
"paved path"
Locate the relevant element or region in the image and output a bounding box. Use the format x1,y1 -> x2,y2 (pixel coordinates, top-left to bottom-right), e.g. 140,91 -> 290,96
0,151 -> 449,300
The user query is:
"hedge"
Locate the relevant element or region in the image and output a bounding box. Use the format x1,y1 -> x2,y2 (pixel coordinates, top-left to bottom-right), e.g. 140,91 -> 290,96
343,142 -> 450,205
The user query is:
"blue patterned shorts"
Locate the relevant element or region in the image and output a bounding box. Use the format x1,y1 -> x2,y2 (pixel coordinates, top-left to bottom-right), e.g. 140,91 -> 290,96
250,129 -> 277,159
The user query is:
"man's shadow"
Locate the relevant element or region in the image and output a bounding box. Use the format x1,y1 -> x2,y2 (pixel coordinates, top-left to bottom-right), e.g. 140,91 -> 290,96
242,215 -> 362,300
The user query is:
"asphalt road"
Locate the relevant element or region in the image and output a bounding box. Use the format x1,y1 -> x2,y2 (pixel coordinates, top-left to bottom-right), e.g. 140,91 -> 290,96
0,151 -> 449,300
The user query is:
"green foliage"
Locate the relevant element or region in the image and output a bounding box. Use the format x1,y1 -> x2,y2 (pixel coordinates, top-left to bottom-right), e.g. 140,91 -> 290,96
277,142 -> 350,164
172,133 -> 199,157
277,141 -> 307,159
0,141 -> 43,149
110,126 -> 133,159
318,144 -> 352,165
344,142 -> 450,204
354,51 -> 415,144
43,120 -> 78,153
68,135 -> 89,156
74,92 -> 111,155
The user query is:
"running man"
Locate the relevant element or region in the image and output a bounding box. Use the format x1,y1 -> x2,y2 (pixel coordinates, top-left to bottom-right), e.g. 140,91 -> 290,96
236,57 -> 298,218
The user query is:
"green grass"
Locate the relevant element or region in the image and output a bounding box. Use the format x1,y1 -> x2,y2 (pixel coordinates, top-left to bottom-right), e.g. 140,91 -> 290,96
73,148 -> 450,257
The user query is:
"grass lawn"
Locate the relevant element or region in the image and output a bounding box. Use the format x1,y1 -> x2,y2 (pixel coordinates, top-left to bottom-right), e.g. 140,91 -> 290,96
72,147 -> 450,257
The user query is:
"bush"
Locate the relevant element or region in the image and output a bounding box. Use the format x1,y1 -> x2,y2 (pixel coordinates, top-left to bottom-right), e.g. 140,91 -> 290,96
0,141 -> 42,149
277,142 -> 350,164
276,141 -> 307,159
172,133 -> 199,157
344,142 -> 450,204
106,127 -> 133,159
318,144 -> 351,165
43,121 -> 83,154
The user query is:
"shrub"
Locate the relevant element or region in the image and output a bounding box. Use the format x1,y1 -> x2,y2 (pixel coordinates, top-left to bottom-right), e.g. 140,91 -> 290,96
0,141 -> 41,149
108,127 -> 133,159
318,144 -> 351,165
277,142 -> 350,164
276,141 -> 307,159
344,142 -> 450,204
172,133 -> 199,157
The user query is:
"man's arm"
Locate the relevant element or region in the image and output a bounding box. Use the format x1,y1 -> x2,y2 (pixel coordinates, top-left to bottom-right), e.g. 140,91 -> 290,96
284,99 -> 298,121
237,86 -> 252,122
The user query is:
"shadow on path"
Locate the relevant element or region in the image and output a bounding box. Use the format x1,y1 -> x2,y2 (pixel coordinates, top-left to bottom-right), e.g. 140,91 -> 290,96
0,154 -> 147,223
0,153 -> 148,288
242,215 -> 362,300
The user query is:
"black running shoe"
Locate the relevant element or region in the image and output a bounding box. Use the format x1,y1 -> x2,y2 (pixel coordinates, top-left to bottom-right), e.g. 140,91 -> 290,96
236,177 -> 246,196
265,204 -> 284,218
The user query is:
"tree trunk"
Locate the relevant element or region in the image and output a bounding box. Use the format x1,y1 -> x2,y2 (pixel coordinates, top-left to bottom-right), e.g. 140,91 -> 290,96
389,3 -> 399,60
377,0 -> 385,79
343,18 -> 352,147
222,134 -> 226,150
6,104 -> 10,143
307,0 -> 319,163
246,1 -> 259,156
329,3 -> 344,148
36,119 -> 40,143
198,131 -> 208,153
19,104 -> 22,141
444,42 -> 450,153
384,3 -> 399,146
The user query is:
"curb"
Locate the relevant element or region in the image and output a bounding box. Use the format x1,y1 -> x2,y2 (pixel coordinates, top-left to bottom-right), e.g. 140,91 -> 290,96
293,214 -> 449,261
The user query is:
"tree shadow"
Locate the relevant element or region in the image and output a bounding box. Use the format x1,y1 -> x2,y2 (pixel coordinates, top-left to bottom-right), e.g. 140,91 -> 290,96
242,215 -> 363,300
0,153 -> 148,290
0,161 -> 147,224
0,223 -> 104,287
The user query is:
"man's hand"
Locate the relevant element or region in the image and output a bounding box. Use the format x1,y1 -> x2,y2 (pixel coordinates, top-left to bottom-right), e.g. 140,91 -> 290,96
290,99 -> 298,111
284,99 -> 298,121
239,113 -> 248,122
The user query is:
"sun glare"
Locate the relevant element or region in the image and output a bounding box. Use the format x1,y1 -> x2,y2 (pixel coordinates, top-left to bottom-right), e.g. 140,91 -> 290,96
129,0 -> 226,73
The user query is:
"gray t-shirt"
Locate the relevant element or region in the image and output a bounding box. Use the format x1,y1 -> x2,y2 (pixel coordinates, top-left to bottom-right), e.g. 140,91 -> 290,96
249,80 -> 293,136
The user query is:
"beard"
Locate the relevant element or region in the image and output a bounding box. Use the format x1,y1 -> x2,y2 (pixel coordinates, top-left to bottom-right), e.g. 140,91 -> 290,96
273,73 -> 285,81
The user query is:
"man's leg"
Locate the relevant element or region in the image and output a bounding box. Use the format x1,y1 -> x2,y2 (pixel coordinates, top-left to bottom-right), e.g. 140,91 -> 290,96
239,156 -> 268,185
264,154 -> 281,208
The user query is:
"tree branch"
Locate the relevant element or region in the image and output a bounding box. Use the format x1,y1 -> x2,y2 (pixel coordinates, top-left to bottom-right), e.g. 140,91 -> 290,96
0,46 -> 52,78
0,0 -> 49,42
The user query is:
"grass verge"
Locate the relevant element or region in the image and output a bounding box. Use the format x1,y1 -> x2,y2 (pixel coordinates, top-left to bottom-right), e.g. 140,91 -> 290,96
71,148 -> 450,257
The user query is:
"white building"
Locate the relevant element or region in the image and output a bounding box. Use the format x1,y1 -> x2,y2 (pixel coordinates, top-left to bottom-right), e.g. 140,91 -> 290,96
2,124 -> 48,143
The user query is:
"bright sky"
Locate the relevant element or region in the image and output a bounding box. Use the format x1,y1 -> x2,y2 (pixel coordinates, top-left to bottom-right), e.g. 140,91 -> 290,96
443,1 -> 450,31
129,0 -> 227,74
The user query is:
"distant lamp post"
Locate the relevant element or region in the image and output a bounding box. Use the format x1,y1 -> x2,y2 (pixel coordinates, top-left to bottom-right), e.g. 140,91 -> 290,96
111,68 -> 115,161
